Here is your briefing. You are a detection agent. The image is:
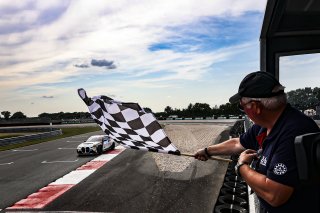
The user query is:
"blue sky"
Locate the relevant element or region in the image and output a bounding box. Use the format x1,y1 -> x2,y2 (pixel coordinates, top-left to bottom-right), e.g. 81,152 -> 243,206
1,0 -> 319,117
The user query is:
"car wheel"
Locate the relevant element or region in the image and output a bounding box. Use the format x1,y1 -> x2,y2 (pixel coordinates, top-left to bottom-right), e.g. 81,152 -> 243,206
97,145 -> 103,155
109,142 -> 115,150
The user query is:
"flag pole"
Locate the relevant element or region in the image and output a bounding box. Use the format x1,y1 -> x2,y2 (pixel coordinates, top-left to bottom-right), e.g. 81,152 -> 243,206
180,153 -> 232,163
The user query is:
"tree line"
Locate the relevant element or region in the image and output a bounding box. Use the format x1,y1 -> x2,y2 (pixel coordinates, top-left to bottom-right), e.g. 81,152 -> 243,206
0,111 -> 91,121
153,102 -> 239,119
1,87 -> 319,120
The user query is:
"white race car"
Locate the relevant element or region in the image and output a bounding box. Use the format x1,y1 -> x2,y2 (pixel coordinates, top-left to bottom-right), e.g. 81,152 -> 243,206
77,135 -> 116,155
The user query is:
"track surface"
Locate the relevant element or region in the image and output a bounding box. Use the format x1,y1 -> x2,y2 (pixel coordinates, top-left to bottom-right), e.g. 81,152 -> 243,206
1,123 -> 231,212
0,131 -> 102,209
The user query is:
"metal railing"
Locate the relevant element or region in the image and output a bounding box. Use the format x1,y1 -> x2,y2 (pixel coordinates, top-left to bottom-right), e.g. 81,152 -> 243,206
0,128 -> 62,147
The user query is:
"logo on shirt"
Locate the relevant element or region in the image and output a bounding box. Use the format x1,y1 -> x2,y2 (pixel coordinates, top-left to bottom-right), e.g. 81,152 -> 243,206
260,156 -> 267,166
273,163 -> 287,175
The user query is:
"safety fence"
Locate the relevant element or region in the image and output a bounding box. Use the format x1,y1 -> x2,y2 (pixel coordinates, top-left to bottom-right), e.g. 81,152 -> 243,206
0,127 -> 62,147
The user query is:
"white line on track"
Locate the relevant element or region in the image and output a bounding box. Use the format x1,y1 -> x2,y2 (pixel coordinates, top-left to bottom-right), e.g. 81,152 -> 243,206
7,146 -> 125,210
71,136 -> 82,138
58,147 -> 76,150
41,159 -> 79,164
12,149 -> 38,152
0,162 -> 14,166
66,140 -> 81,143
51,170 -> 95,185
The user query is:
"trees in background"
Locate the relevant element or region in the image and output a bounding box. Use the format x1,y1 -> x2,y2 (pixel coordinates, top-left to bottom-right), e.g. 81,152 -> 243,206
156,87 -> 320,118
154,102 -> 239,118
287,87 -> 320,111
11,111 -> 27,119
1,111 -> 27,120
38,112 -> 91,120
0,87 -> 319,120
1,111 -> 11,120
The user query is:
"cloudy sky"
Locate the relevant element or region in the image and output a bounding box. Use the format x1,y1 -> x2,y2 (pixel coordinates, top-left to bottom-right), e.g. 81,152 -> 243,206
1,0 -> 319,117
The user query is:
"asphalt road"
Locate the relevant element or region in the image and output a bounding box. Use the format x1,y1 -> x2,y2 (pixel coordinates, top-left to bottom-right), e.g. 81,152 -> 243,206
0,130 -> 104,209
44,129 -> 230,213
0,124 -> 231,212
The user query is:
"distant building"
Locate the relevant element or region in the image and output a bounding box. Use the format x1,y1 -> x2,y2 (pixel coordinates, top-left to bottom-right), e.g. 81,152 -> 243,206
165,115 -> 179,120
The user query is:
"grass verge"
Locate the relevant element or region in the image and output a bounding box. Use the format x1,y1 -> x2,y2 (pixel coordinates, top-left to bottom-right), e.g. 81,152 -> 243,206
0,126 -> 101,151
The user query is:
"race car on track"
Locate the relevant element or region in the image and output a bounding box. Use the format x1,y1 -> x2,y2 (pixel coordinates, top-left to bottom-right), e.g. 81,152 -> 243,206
77,135 -> 117,155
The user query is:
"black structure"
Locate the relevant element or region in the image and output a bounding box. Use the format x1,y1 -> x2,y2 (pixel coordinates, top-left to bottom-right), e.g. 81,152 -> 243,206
260,0 -> 320,79
261,0 -> 320,183
214,1 -> 320,211
295,132 -> 320,184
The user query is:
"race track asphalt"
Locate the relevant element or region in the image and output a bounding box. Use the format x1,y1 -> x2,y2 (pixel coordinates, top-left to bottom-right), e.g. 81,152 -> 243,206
43,130 -> 231,213
0,131 -> 102,210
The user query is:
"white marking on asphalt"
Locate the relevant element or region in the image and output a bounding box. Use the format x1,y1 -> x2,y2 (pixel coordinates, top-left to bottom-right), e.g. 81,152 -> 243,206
41,159 -> 79,164
0,162 -> 14,166
12,149 -> 38,152
58,147 -> 76,150
7,146 -> 125,210
66,140 -> 81,143
94,153 -> 118,161
50,170 -> 95,185
71,136 -> 82,138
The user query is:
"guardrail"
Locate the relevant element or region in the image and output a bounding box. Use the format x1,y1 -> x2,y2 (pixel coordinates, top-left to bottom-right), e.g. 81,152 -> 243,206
162,116 -> 243,120
0,127 -> 59,133
0,118 -> 95,127
0,128 -> 62,147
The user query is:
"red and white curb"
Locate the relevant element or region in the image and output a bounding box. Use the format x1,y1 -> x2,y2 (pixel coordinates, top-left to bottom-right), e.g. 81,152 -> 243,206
7,146 -> 125,210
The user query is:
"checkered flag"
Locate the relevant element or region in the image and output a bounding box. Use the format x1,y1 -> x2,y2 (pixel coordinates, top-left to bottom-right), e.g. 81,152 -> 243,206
78,88 -> 180,155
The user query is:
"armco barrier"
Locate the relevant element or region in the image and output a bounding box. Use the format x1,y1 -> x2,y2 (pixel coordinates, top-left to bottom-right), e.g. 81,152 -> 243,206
0,127 -> 58,133
0,128 -> 62,147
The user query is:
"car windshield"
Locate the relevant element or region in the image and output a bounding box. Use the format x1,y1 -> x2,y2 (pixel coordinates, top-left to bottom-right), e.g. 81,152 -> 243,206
87,136 -> 103,142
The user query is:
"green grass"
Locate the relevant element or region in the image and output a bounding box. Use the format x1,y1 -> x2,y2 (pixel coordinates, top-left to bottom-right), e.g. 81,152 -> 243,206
0,126 -> 101,151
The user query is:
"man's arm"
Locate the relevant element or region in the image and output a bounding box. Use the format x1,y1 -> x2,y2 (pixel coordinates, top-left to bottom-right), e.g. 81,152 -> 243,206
239,164 -> 293,206
238,149 -> 294,207
194,137 -> 245,161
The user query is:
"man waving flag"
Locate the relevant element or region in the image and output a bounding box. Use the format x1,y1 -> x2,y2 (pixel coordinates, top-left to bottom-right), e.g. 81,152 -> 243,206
78,88 -> 180,155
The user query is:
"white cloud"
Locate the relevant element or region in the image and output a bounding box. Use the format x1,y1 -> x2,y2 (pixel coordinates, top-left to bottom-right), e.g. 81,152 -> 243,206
0,0 -> 268,116
35,0 -> 70,10
0,10 -> 38,28
0,0 -> 33,10
280,54 -> 320,91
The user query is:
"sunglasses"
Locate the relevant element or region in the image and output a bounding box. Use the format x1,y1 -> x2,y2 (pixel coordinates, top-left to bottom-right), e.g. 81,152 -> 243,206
238,100 -> 254,112
238,98 -> 261,112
